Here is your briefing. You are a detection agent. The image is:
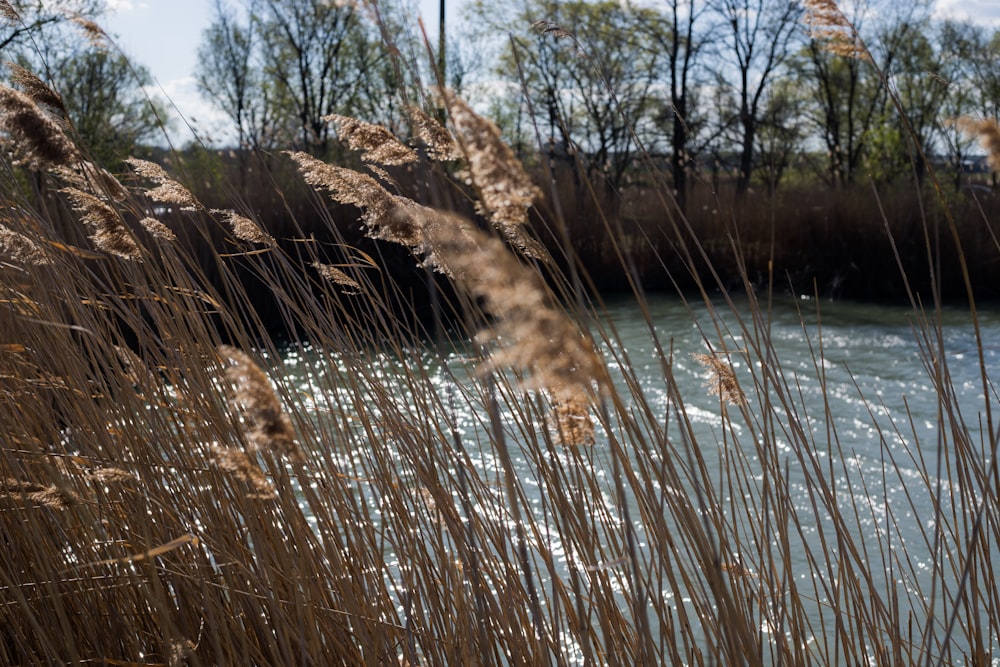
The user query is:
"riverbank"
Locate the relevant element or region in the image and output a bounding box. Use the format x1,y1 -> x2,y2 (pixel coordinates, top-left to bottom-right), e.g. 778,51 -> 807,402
150,145 -> 1000,338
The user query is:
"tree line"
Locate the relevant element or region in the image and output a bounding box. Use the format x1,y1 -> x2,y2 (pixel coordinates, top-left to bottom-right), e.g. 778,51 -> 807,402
2,0 -> 999,208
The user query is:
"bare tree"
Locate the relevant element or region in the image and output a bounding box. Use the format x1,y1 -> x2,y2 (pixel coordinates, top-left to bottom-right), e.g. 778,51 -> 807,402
197,0 -> 278,152
489,0 -> 664,192
196,0 -> 397,155
0,0 -> 103,54
713,0 -> 802,196
636,0 -> 709,213
802,0 -> 928,187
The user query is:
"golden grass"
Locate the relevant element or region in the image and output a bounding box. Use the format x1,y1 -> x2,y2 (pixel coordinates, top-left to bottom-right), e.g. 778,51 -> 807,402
0,21 -> 997,667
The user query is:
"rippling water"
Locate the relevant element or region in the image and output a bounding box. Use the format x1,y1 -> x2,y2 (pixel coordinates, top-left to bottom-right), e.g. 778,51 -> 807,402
280,293 -> 1000,662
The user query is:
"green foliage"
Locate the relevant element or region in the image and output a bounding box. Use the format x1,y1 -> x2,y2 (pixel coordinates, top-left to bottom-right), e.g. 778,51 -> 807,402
53,50 -> 166,168
478,0 -> 666,188
0,0 -> 163,167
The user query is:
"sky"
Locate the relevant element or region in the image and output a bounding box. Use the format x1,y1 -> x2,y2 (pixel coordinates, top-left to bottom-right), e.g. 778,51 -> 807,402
102,0 -> 453,146
101,0 -> 1000,147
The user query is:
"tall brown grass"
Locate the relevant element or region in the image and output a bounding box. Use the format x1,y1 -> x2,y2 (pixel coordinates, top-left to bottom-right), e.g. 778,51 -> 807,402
0,8 -> 998,666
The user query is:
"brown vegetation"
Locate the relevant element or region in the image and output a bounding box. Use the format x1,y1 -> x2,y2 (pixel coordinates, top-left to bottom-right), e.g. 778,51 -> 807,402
0,12 -> 999,666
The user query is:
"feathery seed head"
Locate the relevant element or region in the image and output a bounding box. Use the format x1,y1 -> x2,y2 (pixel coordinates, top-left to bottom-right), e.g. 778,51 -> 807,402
693,352 -> 746,407
954,117 -> 1000,174
288,151 -> 457,268
405,104 -> 460,161
311,261 -> 361,292
71,16 -> 108,48
85,468 -> 138,484
0,225 -> 50,265
428,222 -> 605,397
547,392 -> 596,446
213,209 -> 274,246
0,1 -> 20,22
210,444 -> 277,499
444,92 -> 545,257
7,63 -> 66,117
531,20 -> 574,41
325,114 -> 418,166
62,187 -> 143,260
139,217 -> 178,242
803,0 -> 869,60
3,477 -> 82,510
0,84 -> 78,168
218,345 -> 304,464
56,161 -> 128,201
125,157 -> 201,210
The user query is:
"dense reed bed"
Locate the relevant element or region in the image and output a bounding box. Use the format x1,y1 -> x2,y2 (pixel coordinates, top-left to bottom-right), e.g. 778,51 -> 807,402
2,11 -> 1000,667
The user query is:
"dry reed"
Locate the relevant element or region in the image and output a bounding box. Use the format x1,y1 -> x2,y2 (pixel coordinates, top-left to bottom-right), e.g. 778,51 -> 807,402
218,345 -> 304,464
693,351 -> 747,407
325,113 -> 418,166
0,225 -> 50,265
213,208 -> 275,246
6,62 -> 66,117
210,444 -> 277,499
0,1 -> 19,22
138,216 -> 178,242
428,221 -> 604,398
442,92 -> 547,259
954,117 -> 1000,173
311,260 -> 361,291
125,157 -> 201,210
0,84 -> 78,167
405,104 -> 460,161
803,0 -> 869,59
61,186 -> 143,260
0,22 -> 996,667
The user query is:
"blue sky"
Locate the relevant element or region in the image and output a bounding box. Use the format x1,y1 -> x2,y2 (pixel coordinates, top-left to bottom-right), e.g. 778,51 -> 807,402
101,0 -> 1000,147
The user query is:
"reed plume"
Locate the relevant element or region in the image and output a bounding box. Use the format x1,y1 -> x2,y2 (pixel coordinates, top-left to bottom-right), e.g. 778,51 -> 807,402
405,104 -> 460,161
6,62 -> 66,117
71,16 -> 108,49
85,467 -> 138,484
292,151 -> 600,394
0,225 -> 50,265
428,222 -> 604,398
0,84 -> 78,168
0,1 -> 19,22
288,151 -> 461,271
311,261 -> 361,292
210,444 -> 277,499
62,187 -> 143,260
325,114 -> 418,166
125,157 -> 201,211
443,92 -> 546,258
54,161 -> 128,202
803,0 -> 868,60
2,478 -> 82,510
693,352 -> 746,407
288,151 -> 396,224
546,391 -> 596,446
139,217 -> 178,242
213,209 -> 274,246
218,345 -> 304,464
954,117 -> 1000,174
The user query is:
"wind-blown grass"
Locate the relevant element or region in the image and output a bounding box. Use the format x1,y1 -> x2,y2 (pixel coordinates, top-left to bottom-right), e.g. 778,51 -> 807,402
0,10 -> 998,667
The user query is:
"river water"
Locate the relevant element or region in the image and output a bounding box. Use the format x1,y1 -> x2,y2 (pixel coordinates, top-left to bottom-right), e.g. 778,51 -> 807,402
280,292 -> 1000,663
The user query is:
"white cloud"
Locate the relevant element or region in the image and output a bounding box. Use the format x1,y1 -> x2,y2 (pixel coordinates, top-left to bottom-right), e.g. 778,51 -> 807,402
934,0 -> 1000,25
105,0 -> 135,11
145,76 -> 236,148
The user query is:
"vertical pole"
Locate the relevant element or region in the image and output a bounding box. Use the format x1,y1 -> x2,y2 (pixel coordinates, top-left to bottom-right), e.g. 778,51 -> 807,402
437,0 -> 446,86
437,0 -> 447,124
